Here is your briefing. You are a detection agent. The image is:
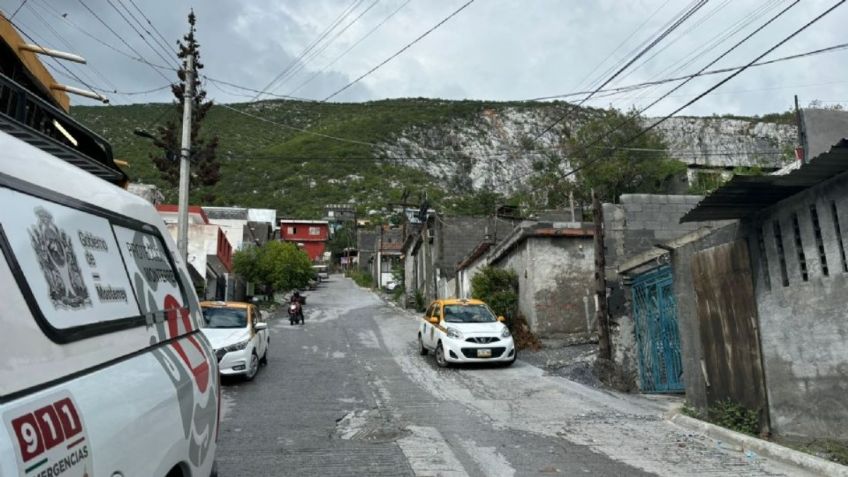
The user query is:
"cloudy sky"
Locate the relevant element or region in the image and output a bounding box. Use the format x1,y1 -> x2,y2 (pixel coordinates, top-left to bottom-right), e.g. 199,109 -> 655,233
4,0 -> 847,116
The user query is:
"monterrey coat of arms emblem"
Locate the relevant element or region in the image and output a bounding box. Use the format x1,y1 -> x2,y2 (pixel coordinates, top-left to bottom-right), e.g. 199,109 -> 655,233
28,207 -> 91,309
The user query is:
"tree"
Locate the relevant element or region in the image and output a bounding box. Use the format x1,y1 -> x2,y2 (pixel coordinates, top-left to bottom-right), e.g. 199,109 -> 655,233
563,108 -> 686,204
150,11 -> 220,201
233,241 -> 313,299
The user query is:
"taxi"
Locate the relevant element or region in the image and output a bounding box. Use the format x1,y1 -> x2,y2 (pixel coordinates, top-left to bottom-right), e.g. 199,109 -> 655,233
417,298 -> 516,367
200,301 -> 269,380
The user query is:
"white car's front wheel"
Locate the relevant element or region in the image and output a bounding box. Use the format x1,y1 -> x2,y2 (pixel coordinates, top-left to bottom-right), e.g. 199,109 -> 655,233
245,351 -> 259,381
418,334 -> 428,356
435,343 -> 449,368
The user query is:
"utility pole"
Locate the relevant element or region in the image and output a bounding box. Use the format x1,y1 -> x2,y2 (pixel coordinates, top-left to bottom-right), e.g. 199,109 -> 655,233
794,94 -> 806,164
593,190 -> 611,360
177,54 -> 194,261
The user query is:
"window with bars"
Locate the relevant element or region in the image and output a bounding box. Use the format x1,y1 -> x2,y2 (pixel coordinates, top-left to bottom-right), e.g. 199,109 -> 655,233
831,201 -> 848,272
757,227 -> 771,290
773,221 -> 790,287
809,205 -> 829,276
792,214 -> 808,282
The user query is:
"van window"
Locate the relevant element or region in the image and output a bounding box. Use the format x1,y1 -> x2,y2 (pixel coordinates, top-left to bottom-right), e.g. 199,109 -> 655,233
0,184 -> 186,342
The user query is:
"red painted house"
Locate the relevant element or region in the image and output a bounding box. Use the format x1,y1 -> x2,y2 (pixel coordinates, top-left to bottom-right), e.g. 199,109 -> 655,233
280,219 -> 330,262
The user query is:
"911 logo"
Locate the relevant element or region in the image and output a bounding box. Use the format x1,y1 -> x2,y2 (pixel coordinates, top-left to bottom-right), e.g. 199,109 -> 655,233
4,392 -> 91,477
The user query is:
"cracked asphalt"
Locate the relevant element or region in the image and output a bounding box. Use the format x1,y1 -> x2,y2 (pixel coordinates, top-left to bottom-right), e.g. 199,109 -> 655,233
215,276 -> 813,476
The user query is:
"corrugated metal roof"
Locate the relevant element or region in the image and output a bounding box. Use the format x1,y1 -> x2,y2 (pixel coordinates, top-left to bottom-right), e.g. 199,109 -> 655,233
681,139 -> 848,223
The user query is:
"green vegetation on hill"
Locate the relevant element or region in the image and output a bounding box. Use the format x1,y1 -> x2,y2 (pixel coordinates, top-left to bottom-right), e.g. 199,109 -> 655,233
72,98 -> 557,217
71,98 -> 792,218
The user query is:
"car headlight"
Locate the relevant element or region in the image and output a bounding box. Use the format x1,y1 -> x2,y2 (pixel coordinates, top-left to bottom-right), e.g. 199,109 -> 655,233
446,327 -> 463,339
222,339 -> 250,353
501,327 -> 511,338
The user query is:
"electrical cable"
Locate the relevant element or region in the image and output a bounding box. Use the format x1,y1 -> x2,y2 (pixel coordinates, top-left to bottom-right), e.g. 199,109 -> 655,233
75,0 -> 173,82
32,0 -> 176,73
501,0 -> 847,189
270,0 -> 382,93
522,42 -> 848,102
114,0 -> 180,67
532,0 -> 709,141
286,0 -> 413,97
22,3 -> 125,99
6,16 -> 106,102
252,0 -> 367,101
555,0 -> 799,167
105,0 -> 178,70
9,0 -> 28,19
323,0 -> 476,101
126,0 -> 179,57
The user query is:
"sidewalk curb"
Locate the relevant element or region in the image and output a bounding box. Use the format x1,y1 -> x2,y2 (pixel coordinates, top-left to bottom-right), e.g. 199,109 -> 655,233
667,412 -> 848,477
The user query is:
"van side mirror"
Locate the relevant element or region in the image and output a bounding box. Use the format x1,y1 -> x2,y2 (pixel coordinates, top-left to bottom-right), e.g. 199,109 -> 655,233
255,322 -> 268,331
428,316 -> 440,324
497,316 -> 506,322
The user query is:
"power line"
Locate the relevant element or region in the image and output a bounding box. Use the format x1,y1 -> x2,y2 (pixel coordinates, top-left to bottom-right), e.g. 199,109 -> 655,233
125,0 -> 179,57
286,0 -> 414,97
557,0 -> 800,166
525,0 -> 847,189
203,76 -> 315,102
105,0 -> 178,69
32,0 -> 176,73
217,103 -> 378,147
114,0 -> 180,67
323,0 -> 475,101
75,0 -> 173,83
533,0 -> 709,140
635,0 -> 845,142
270,0 -> 382,93
571,0 -> 672,93
6,16 -> 105,102
9,0 -> 28,19
252,0 -> 366,101
523,42 -> 848,102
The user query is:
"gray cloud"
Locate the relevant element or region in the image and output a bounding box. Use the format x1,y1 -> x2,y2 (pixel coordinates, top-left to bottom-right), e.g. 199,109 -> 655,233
5,0 -> 846,115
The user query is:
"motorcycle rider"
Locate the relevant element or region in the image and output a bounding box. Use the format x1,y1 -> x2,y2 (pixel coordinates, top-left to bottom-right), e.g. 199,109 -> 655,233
289,291 -> 305,324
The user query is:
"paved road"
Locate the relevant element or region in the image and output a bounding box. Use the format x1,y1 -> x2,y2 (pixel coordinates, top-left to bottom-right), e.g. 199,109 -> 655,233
215,277 -> 810,476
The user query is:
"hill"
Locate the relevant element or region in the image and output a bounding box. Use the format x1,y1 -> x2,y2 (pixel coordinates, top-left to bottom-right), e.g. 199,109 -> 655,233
70,98 -> 796,218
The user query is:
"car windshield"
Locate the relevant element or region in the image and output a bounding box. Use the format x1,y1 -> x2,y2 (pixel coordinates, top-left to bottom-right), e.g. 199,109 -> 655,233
443,304 -> 496,323
202,307 -> 247,328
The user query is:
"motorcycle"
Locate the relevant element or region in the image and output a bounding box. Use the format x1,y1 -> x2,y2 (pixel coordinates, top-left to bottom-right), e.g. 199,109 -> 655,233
288,300 -> 304,325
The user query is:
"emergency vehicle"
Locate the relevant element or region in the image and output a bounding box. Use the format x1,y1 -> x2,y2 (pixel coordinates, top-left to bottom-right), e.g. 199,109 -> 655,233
0,17 -> 219,477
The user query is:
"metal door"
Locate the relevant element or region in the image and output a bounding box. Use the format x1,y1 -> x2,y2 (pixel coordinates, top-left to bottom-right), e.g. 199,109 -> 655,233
631,265 -> 685,393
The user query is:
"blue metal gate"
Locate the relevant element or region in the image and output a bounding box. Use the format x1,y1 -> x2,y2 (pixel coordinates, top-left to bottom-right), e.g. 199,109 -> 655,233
631,265 -> 684,393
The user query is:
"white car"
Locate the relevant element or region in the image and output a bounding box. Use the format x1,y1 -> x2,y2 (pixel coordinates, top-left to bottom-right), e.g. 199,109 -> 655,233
418,299 -> 516,367
201,302 -> 269,380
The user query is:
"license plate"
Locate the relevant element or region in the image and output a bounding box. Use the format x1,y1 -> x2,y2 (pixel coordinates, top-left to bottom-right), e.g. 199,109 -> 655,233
476,349 -> 492,358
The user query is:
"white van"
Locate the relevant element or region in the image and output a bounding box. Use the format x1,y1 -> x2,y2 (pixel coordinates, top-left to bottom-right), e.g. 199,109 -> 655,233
0,130 -> 219,476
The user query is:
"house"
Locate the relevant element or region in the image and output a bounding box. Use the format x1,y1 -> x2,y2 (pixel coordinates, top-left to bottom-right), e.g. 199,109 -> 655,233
324,203 -> 356,235
155,205 -> 233,300
456,221 -> 596,336
280,219 -> 330,262
601,194 -> 732,393
614,139 -> 848,442
357,228 -> 378,273
203,206 -> 277,251
403,214 -> 520,304
374,226 -> 404,288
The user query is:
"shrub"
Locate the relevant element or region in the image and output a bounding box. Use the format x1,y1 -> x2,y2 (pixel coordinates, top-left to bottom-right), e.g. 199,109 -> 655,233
348,269 -> 374,288
707,399 -> 760,436
414,290 -> 425,311
470,267 -> 518,319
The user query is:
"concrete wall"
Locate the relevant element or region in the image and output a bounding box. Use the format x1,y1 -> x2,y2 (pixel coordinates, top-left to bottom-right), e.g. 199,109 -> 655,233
749,170 -> 848,441
493,236 -> 596,336
207,218 -> 246,250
